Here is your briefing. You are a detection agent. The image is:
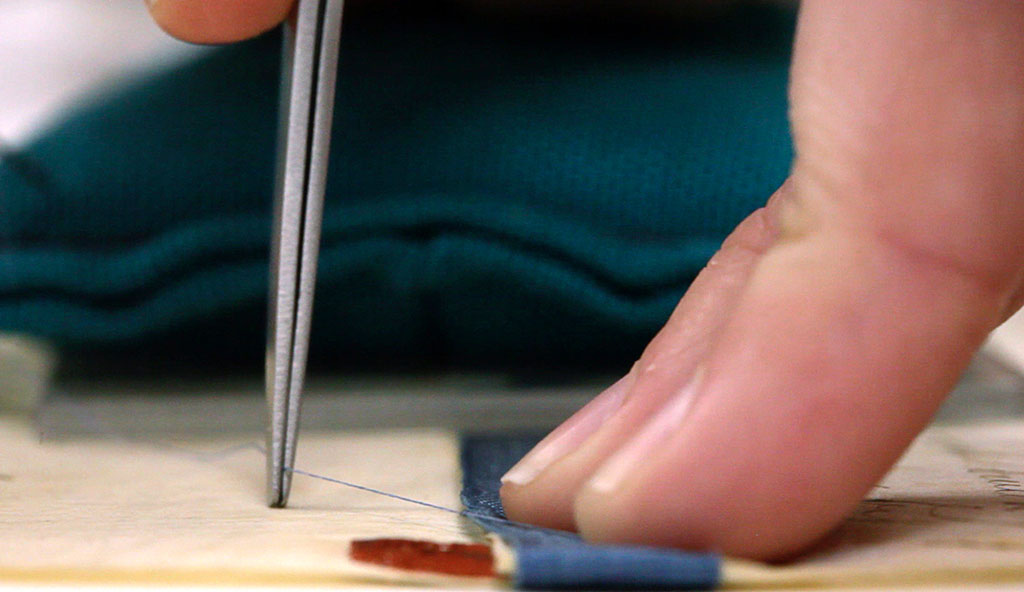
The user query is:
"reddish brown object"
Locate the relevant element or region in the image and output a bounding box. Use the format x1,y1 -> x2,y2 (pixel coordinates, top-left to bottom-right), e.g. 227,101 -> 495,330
350,538 -> 497,578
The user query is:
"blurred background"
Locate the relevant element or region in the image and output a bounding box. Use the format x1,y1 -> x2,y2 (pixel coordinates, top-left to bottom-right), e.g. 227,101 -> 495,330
0,1 -> 203,145
1,0 -> 1022,430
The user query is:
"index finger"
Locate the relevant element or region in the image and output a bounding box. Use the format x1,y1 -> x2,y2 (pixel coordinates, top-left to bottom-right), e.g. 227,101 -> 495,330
147,0 -> 295,44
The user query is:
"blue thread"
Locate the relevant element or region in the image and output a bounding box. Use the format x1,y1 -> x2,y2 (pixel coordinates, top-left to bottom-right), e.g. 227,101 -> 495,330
286,466 -> 464,515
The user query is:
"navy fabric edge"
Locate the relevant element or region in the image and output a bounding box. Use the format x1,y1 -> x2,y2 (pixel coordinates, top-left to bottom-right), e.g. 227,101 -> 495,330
460,434 -> 720,590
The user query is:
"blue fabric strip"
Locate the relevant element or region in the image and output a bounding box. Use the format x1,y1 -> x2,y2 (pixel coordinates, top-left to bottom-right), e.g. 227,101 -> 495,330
460,435 -> 720,590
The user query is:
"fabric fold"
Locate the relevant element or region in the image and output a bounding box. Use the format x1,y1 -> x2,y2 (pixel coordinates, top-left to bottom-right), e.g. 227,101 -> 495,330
0,5 -> 795,364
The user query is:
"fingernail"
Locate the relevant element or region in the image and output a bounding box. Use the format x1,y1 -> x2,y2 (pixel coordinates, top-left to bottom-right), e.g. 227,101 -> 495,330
501,372 -> 636,487
586,368 -> 704,494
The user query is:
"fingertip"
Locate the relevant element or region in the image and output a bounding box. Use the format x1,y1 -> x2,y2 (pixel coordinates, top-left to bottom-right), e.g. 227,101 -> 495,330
573,474 -> 816,562
573,481 -> 646,548
571,421 -> 822,562
500,480 -> 575,532
499,373 -> 641,531
501,202 -> 782,543
572,439 -> 827,562
499,434 -> 616,532
147,0 -> 294,44
574,224 -> 999,561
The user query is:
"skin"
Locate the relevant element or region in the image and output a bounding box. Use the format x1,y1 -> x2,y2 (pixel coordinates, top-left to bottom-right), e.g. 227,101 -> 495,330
149,0 -> 1024,561
146,0 -> 293,44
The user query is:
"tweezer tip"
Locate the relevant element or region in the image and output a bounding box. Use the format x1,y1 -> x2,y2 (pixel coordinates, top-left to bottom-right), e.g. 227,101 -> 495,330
267,486 -> 289,508
266,464 -> 290,507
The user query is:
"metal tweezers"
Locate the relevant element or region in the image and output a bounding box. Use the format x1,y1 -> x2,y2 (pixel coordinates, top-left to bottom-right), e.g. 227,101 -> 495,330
266,0 -> 345,508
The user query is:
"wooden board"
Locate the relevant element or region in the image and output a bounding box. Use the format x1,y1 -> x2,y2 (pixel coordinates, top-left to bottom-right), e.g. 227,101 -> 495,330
3,409 -> 1024,587
0,419 -> 500,586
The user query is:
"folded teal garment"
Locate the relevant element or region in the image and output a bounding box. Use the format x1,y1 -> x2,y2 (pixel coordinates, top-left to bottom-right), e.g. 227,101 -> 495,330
0,5 -> 794,366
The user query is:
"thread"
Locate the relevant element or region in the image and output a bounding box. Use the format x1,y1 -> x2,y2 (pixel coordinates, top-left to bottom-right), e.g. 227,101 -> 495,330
287,467 -> 463,515
286,465 -> 541,530
42,402 -> 528,528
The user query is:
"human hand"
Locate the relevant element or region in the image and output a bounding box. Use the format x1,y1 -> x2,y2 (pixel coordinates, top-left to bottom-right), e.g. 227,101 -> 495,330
500,0 -> 1024,560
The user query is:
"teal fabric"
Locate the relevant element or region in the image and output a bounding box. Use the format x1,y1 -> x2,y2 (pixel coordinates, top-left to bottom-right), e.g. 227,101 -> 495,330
0,5 -> 794,366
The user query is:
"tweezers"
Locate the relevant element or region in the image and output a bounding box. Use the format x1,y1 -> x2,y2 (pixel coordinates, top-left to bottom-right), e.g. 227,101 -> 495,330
266,0 -> 345,508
